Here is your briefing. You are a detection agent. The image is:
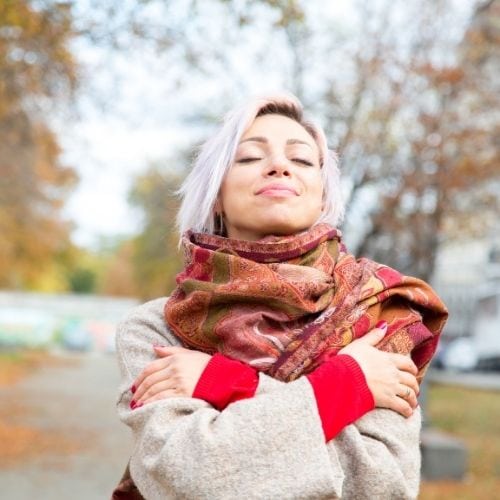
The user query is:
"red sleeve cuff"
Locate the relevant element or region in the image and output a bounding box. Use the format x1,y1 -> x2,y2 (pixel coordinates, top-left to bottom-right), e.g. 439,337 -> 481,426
306,354 -> 375,442
192,353 -> 259,410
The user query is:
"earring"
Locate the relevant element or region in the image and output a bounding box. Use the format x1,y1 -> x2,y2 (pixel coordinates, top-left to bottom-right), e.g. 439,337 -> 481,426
215,212 -> 225,235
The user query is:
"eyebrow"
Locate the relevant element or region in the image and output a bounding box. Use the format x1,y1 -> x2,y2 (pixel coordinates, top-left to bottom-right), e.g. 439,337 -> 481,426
239,136 -> 313,149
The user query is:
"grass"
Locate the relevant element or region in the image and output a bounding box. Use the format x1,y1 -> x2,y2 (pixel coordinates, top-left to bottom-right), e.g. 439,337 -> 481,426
420,383 -> 500,499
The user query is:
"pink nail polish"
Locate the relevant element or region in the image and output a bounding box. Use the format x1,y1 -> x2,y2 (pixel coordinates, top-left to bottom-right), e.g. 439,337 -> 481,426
375,320 -> 387,330
131,385 -> 136,394
136,402 -> 143,409
130,400 -> 136,410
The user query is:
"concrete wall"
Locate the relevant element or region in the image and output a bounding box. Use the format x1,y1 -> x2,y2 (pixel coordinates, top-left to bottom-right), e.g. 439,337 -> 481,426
0,291 -> 140,352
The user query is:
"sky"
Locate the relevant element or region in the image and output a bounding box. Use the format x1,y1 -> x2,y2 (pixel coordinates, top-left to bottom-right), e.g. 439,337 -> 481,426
59,109 -> 189,247
57,0 -> 365,248
58,0 -> 475,249
57,50 -> 195,248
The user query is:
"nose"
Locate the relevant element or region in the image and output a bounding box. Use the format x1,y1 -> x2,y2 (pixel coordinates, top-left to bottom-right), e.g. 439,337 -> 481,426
264,155 -> 291,177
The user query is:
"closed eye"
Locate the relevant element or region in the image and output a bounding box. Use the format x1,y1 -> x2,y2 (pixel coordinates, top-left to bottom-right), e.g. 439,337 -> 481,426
292,158 -> 314,166
236,157 -> 262,163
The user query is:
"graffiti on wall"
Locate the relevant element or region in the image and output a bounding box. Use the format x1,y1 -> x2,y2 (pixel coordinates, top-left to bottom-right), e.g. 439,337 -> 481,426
0,292 -> 139,353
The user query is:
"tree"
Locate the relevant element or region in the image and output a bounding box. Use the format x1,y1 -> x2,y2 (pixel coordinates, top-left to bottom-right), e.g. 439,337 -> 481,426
127,163 -> 185,299
0,0 -> 79,289
99,240 -> 140,298
354,0 -> 500,280
68,267 -> 96,293
81,0 -> 498,284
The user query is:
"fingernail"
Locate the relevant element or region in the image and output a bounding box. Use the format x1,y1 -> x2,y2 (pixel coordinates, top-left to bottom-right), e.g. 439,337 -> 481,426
131,385 -> 136,394
375,320 -> 387,330
130,400 -> 136,410
136,402 -> 143,409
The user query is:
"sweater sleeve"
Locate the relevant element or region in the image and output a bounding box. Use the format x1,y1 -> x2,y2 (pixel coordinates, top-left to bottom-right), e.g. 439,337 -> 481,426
115,298 -> 422,500
192,353 -> 260,409
193,352 -> 375,442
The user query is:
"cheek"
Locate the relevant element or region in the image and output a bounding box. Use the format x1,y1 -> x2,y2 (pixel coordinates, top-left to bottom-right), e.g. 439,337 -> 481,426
219,174 -> 248,213
305,173 -> 324,205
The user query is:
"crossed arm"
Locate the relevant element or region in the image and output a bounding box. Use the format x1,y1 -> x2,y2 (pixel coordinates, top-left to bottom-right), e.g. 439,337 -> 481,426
116,298 -> 422,499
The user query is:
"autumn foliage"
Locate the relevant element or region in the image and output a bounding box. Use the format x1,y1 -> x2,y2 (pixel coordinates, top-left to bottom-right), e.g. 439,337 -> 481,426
355,1 -> 499,280
0,0 -> 78,289
1,0 -> 498,297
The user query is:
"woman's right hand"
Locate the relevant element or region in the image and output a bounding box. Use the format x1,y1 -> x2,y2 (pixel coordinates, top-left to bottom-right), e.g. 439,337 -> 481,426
339,322 -> 420,418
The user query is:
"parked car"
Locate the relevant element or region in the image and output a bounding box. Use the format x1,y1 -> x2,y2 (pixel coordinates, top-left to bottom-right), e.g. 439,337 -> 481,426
438,337 -> 479,372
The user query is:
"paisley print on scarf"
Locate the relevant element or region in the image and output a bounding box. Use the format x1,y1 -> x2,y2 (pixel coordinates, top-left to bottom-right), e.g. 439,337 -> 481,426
165,224 -> 448,383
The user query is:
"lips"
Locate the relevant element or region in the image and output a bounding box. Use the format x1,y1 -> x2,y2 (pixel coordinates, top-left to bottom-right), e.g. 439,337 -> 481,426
256,183 -> 298,196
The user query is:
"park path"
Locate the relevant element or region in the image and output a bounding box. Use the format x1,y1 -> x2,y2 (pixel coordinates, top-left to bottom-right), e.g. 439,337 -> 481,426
0,352 -> 133,499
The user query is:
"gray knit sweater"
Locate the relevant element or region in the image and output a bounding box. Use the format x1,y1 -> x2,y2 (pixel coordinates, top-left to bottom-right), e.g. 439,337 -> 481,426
116,298 -> 421,499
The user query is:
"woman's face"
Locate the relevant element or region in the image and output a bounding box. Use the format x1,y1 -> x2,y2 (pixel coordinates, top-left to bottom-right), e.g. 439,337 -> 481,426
219,113 -> 324,241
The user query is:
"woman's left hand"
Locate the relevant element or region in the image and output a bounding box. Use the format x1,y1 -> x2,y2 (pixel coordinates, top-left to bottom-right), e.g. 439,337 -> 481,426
130,345 -> 212,408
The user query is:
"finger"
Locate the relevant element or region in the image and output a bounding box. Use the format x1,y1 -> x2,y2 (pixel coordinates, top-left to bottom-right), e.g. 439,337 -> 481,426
142,389 -> 182,405
398,371 -> 420,396
397,384 -> 418,409
134,367 -> 173,402
392,354 -> 418,376
406,391 -> 418,410
136,376 -> 178,404
359,321 -> 388,345
386,395 -> 413,418
132,357 -> 172,393
153,345 -> 186,357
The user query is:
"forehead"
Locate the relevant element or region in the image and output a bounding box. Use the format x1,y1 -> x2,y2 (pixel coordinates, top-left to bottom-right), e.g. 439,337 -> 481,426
241,114 -> 317,149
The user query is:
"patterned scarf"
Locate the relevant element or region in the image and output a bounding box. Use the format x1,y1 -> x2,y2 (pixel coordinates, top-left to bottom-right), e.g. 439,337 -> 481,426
165,224 -> 447,382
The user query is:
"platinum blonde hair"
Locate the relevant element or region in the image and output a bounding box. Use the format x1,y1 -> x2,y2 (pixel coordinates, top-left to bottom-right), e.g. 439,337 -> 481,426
177,92 -> 344,238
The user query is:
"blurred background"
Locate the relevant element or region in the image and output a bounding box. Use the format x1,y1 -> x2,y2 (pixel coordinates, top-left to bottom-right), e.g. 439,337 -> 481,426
0,0 -> 498,498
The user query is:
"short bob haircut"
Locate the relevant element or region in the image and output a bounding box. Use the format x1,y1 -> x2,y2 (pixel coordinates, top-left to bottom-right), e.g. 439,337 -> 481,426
177,92 -> 344,238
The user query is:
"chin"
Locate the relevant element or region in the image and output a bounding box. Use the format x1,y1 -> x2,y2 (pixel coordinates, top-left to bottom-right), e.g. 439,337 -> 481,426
258,220 -> 312,237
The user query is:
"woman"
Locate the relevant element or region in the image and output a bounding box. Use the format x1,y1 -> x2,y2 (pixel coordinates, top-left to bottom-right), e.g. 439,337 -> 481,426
114,94 -> 447,499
